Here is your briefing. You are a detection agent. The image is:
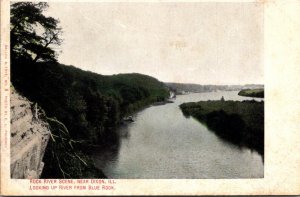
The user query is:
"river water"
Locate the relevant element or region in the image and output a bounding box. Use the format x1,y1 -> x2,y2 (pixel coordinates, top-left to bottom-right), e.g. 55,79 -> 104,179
93,91 -> 264,178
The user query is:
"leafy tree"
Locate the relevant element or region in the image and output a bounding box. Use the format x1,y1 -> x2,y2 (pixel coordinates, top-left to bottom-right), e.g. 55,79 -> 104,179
11,2 -> 62,62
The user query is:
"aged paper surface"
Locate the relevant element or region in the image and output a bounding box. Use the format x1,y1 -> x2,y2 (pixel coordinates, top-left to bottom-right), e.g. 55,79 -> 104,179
1,0 -> 300,195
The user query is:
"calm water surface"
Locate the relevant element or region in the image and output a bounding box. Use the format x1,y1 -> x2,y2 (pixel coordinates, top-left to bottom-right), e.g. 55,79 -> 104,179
93,91 -> 264,178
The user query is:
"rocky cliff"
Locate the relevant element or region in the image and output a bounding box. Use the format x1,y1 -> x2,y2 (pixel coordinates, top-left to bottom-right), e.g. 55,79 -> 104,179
10,88 -> 50,179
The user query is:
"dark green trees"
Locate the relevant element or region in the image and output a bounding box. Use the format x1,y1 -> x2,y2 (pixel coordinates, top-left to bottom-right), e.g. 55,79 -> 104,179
179,100 -> 264,156
11,2 -> 62,62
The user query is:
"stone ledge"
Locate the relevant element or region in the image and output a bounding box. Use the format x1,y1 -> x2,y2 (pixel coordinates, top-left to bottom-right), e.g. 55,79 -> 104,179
10,88 -> 51,179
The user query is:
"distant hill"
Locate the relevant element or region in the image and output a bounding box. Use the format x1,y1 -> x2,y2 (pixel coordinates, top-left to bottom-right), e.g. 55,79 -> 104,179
165,82 -> 264,94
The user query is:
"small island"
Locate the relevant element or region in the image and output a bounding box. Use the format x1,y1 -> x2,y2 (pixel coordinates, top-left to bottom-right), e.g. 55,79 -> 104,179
238,88 -> 264,98
180,99 -> 264,156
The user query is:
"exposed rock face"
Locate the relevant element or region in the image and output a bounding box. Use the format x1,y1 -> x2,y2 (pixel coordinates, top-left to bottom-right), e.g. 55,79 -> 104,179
10,88 -> 50,179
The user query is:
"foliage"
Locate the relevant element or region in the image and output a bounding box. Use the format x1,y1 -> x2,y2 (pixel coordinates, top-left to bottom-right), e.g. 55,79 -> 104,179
12,59 -> 168,144
180,100 -> 264,156
11,2 -> 62,62
238,89 -> 264,98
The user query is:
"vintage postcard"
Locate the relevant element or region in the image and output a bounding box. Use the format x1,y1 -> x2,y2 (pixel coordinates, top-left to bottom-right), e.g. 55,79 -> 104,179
1,0 -> 300,195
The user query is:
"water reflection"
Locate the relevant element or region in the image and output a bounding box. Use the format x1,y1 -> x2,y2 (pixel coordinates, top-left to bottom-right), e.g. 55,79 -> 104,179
92,132 -> 121,170
118,124 -> 131,139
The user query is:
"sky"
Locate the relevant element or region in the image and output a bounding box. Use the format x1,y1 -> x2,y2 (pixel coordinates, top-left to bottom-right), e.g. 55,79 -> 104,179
46,2 -> 264,85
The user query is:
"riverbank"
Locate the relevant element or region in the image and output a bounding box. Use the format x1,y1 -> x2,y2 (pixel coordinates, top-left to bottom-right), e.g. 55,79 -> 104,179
180,100 -> 264,156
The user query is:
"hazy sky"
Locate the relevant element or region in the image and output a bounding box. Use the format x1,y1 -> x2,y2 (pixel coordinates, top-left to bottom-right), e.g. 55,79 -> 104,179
46,2 -> 264,85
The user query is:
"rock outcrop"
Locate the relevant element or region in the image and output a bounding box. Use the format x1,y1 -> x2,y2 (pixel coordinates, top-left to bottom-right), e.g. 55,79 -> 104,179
10,88 -> 50,179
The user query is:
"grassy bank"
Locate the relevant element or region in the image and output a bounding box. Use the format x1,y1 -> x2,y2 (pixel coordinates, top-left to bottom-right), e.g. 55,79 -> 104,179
180,100 -> 264,156
238,89 -> 264,98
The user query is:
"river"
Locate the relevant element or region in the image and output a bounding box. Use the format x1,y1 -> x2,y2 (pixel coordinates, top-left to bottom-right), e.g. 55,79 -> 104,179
92,91 -> 264,178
